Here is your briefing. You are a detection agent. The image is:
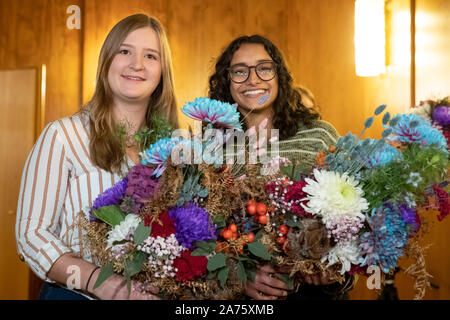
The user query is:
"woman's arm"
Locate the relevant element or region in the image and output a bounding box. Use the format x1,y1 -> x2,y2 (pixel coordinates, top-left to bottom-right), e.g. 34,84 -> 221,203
48,253 -> 160,300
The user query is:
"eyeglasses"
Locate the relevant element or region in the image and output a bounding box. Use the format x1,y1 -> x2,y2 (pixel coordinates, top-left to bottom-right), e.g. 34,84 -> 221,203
228,61 -> 277,83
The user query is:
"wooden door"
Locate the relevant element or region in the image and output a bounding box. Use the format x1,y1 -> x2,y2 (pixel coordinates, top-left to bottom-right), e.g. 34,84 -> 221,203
0,68 -> 42,299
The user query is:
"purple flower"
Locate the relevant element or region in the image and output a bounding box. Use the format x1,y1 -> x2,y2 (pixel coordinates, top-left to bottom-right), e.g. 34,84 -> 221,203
168,203 -> 217,249
399,204 -> 421,235
125,164 -> 159,213
90,178 -> 128,222
433,106 -> 450,126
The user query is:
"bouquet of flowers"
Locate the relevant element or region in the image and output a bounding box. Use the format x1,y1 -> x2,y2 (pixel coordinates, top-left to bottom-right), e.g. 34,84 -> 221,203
80,95 -> 449,300
252,101 -> 450,299
81,97 -> 282,299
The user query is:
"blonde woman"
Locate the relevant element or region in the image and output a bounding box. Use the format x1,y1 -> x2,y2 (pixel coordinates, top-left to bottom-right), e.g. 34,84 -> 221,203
15,14 -> 177,300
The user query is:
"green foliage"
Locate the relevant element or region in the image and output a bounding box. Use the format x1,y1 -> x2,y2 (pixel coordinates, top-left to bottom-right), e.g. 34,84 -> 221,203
93,263 -> 114,289
134,222 -> 151,245
191,240 -> 217,256
207,253 -> 226,271
134,114 -> 174,150
92,205 -> 126,227
247,241 -> 271,260
177,167 -> 209,206
361,144 -> 448,210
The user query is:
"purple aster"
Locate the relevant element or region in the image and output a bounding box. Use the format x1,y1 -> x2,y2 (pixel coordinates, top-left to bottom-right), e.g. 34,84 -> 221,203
399,204 -> 421,235
89,178 -> 128,222
433,106 -> 450,126
125,164 -> 159,214
168,203 -> 217,249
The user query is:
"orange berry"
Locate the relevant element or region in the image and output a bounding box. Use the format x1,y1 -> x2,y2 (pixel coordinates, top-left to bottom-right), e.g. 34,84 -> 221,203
247,199 -> 256,206
258,215 -> 268,224
328,145 -> 336,153
229,224 -> 237,233
223,230 -> 232,240
256,203 -> 267,216
231,231 -> 238,240
247,232 -> 255,243
247,203 -> 257,215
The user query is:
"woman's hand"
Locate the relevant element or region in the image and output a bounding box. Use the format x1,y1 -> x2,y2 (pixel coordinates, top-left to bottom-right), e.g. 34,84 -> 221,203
90,273 -> 161,300
303,270 -> 335,286
245,265 -> 289,300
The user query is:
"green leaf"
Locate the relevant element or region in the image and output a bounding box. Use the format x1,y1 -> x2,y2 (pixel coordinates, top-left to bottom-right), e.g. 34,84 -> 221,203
364,117 -> 374,129
125,251 -> 146,277
191,247 -> 211,256
280,274 -> 295,290
213,215 -> 226,229
217,267 -> 229,289
254,229 -> 264,241
382,112 -> 391,125
93,263 -> 114,289
207,253 -> 226,272
247,242 -> 270,260
237,262 -> 247,282
382,128 -> 393,139
198,189 -> 209,197
194,240 -> 217,253
92,205 -> 126,227
134,222 -> 151,245
374,104 -> 387,115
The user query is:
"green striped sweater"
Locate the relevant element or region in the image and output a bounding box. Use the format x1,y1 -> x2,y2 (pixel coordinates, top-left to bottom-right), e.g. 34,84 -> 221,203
225,120 -> 339,179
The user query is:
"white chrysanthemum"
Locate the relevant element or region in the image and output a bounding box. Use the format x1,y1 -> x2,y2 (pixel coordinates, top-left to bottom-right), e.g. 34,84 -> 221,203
409,103 -> 432,122
321,241 -> 362,274
107,214 -> 141,249
302,169 -> 368,228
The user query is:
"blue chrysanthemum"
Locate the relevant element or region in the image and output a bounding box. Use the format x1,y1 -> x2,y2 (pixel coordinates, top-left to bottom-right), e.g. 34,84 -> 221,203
182,97 -> 242,130
168,203 -> 217,249
359,204 -> 408,273
387,114 -> 447,151
362,139 -> 402,168
141,137 -> 181,177
90,178 -> 128,222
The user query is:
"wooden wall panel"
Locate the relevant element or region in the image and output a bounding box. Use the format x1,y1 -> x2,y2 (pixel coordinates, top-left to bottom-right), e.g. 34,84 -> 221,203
0,0 -> 83,123
415,0 -> 450,101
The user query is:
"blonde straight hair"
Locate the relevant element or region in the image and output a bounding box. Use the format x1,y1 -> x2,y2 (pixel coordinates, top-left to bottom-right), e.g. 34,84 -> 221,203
81,14 -> 178,174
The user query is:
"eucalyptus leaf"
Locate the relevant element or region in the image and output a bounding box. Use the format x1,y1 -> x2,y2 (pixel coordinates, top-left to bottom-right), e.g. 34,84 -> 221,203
125,251 -> 146,277
93,263 -> 114,289
198,189 -> 209,197
134,222 -> 151,245
364,117 -> 374,129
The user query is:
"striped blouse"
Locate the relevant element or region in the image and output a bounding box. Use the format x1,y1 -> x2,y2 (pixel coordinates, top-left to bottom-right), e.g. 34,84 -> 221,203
15,112 -> 132,281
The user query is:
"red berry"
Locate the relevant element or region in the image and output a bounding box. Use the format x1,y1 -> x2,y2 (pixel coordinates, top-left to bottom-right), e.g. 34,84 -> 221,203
229,224 -> 237,233
279,225 -> 288,235
256,203 -> 267,216
247,199 -> 256,206
277,236 -> 286,244
247,232 -> 255,243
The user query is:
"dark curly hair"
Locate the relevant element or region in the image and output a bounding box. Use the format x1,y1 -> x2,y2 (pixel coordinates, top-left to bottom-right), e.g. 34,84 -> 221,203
208,35 -> 320,139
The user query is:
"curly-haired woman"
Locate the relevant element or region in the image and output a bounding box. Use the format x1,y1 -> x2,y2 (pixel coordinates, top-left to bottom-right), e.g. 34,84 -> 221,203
209,35 -> 353,300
